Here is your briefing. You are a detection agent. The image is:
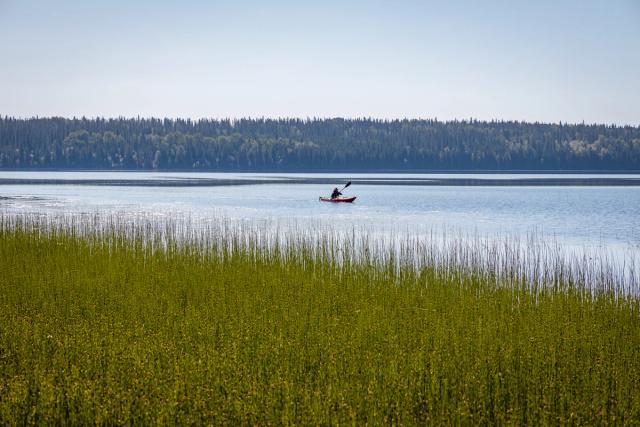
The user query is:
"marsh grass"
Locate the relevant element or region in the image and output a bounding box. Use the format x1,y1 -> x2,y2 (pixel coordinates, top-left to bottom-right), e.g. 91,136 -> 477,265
0,214 -> 639,425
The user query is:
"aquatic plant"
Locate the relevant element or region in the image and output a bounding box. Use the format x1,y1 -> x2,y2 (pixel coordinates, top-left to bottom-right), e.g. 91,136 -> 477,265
0,214 -> 639,424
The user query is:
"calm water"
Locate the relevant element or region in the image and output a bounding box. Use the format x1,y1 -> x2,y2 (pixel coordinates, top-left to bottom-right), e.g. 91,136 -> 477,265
1,172 -> 639,257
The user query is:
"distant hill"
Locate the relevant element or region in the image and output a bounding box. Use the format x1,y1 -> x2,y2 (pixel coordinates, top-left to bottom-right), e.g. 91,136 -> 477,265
1,117 -> 639,171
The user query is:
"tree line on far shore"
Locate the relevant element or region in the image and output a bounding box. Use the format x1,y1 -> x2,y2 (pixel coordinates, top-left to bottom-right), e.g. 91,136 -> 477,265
1,116 -> 639,170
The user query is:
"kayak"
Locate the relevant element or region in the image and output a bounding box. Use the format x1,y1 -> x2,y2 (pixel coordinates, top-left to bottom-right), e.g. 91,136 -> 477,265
319,196 -> 357,203
319,196 -> 356,203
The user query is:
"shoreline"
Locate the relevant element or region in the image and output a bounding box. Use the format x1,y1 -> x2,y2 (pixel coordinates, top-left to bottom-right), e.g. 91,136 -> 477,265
1,177 -> 640,186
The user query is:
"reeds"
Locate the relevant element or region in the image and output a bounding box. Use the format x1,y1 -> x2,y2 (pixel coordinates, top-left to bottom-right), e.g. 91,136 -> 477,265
1,214 -> 639,424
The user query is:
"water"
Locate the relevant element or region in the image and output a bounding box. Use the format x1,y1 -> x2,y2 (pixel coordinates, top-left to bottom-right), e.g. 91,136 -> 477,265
1,172 -> 639,257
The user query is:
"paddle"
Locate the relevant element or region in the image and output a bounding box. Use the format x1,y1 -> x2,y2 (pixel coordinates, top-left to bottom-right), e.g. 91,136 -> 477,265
340,181 -> 352,192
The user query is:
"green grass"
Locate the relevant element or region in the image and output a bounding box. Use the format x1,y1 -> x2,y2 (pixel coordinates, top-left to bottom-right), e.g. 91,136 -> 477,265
0,215 -> 639,425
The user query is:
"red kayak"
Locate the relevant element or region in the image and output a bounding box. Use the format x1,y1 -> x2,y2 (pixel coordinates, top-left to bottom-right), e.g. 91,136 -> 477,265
319,196 -> 357,203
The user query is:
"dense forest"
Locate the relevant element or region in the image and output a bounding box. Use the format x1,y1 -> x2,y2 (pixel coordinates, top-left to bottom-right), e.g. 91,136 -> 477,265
1,117 -> 639,171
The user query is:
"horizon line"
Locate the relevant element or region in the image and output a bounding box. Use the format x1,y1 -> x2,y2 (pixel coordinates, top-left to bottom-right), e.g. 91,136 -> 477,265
2,115 -> 639,128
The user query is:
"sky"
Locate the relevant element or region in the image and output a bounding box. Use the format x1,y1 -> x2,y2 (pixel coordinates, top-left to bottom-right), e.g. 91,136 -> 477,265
0,0 -> 639,124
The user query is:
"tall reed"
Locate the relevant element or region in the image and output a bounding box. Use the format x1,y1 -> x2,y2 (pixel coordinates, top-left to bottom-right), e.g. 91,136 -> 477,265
0,214 -> 639,425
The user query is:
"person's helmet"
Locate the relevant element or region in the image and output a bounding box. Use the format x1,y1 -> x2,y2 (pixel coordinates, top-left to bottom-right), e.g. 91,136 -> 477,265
333,187 -> 338,191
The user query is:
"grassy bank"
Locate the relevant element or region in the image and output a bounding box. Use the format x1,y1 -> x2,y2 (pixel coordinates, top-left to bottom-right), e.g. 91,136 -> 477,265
0,216 -> 639,425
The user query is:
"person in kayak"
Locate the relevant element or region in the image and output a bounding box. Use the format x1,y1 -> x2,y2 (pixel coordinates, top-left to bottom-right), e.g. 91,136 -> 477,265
330,187 -> 342,199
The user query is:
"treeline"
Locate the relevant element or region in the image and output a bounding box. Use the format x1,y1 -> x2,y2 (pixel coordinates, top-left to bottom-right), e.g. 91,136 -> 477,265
1,116 -> 639,170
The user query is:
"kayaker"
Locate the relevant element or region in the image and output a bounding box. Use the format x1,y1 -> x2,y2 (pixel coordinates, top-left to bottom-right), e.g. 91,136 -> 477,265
330,187 -> 342,199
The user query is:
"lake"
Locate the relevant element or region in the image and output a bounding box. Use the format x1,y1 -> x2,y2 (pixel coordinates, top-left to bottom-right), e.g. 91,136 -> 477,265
1,172 -> 639,262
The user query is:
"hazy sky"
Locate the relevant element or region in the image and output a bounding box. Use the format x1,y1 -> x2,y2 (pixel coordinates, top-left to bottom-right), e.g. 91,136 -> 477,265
1,0 -> 639,124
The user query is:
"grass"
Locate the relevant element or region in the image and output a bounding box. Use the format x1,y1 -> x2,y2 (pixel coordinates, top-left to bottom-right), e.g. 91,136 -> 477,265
0,214 -> 639,425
